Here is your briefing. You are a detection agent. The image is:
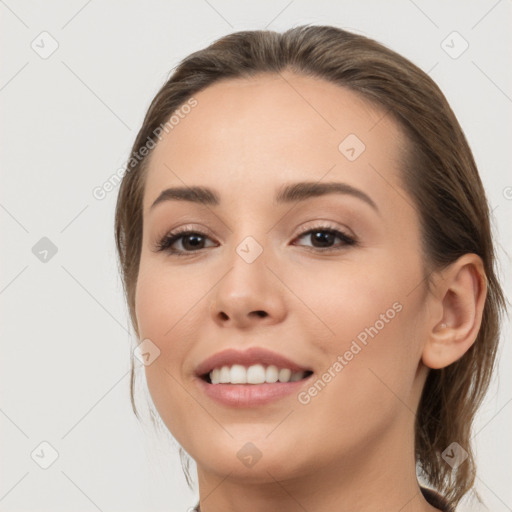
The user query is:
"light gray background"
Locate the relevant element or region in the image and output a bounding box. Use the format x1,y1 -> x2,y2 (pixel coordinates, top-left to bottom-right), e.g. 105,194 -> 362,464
1,1 -> 511,511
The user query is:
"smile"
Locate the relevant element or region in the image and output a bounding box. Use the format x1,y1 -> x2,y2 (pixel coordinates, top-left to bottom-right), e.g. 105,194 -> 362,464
204,364 -> 312,384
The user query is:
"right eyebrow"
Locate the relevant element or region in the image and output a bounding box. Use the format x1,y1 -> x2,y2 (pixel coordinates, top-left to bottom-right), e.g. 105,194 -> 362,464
150,186 -> 220,211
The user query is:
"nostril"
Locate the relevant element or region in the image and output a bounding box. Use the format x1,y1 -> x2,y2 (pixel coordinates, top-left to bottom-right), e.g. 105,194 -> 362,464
253,310 -> 268,318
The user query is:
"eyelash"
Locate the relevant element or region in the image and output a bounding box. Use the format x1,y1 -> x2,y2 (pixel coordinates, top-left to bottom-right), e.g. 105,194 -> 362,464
154,224 -> 358,257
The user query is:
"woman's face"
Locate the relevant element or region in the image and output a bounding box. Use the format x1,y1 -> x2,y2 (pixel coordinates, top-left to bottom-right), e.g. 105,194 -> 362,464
135,72 -> 432,482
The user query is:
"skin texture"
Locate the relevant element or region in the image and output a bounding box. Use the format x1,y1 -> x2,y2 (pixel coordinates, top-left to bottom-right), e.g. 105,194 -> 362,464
134,71 -> 487,512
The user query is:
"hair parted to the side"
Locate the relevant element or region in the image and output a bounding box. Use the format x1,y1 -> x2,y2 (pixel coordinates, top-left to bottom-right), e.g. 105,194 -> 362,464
114,24 -> 506,509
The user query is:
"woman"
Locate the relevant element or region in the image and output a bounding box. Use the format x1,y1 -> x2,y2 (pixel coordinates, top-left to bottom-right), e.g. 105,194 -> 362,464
114,25 -> 506,512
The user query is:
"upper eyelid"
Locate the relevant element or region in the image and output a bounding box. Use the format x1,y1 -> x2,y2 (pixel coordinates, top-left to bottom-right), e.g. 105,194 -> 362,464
295,223 -> 349,236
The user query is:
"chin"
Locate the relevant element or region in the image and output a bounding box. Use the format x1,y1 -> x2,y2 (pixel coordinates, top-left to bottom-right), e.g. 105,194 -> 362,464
187,433 -> 306,479
196,451 -> 306,483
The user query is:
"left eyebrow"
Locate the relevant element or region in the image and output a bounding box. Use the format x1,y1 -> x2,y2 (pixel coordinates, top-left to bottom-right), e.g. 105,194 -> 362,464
149,181 -> 379,214
275,181 -> 379,214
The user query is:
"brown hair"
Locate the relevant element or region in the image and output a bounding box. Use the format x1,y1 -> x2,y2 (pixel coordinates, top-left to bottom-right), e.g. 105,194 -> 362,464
114,24 -> 506,509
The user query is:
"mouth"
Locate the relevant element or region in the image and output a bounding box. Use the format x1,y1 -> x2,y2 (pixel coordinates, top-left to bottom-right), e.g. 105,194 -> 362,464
194,346 -> 315,407
197,369 -> 314,407
200,364 -> 314,385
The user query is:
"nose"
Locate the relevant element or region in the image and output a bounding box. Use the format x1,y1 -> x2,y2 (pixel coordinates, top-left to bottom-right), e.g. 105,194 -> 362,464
209,243 -> 287,329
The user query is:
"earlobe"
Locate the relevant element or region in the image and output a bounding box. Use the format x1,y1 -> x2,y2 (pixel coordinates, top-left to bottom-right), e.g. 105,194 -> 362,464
421,254 -> 487,370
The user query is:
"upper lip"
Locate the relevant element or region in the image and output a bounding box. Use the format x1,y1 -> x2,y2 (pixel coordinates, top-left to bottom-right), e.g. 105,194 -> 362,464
195,347 -> 313,377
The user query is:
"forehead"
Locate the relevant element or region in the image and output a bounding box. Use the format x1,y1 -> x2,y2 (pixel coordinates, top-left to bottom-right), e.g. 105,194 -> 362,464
142,71 -> 409,217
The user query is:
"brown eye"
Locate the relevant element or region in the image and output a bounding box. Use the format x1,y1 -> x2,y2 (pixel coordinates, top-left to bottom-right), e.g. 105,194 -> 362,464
156,230 -> 216,255
294,228 -> 357,250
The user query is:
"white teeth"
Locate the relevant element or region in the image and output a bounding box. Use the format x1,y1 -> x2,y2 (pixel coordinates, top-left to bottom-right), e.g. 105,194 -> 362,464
230,364 -> 246,384
265,365 -> 279,383
247,364 -> 266,384
278,368 -> 291,382
208,364 -> 309,384
219,366 -> 231,383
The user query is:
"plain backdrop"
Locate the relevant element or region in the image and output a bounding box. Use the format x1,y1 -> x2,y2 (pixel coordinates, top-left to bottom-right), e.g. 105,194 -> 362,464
1,1 -> 511,511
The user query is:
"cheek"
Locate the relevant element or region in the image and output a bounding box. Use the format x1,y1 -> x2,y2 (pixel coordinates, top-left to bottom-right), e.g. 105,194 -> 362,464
294,256 -> 421,401
134,260 -> 197,397
289,270 -> 421,457
293,259 -> 403,343
135,262 -> 204,446
144,361 -> 207,457
135,259 -> 201,344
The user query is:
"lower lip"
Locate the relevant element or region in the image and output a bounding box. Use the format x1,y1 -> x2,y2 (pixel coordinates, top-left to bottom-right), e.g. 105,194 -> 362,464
196,375 -> 313,407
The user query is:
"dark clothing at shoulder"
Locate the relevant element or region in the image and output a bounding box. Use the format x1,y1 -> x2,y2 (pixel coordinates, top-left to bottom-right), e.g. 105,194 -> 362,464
420,486 -> 455,512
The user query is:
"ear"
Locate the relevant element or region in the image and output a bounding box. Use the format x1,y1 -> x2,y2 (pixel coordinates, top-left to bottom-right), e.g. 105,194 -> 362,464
422,254 -> 488,369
